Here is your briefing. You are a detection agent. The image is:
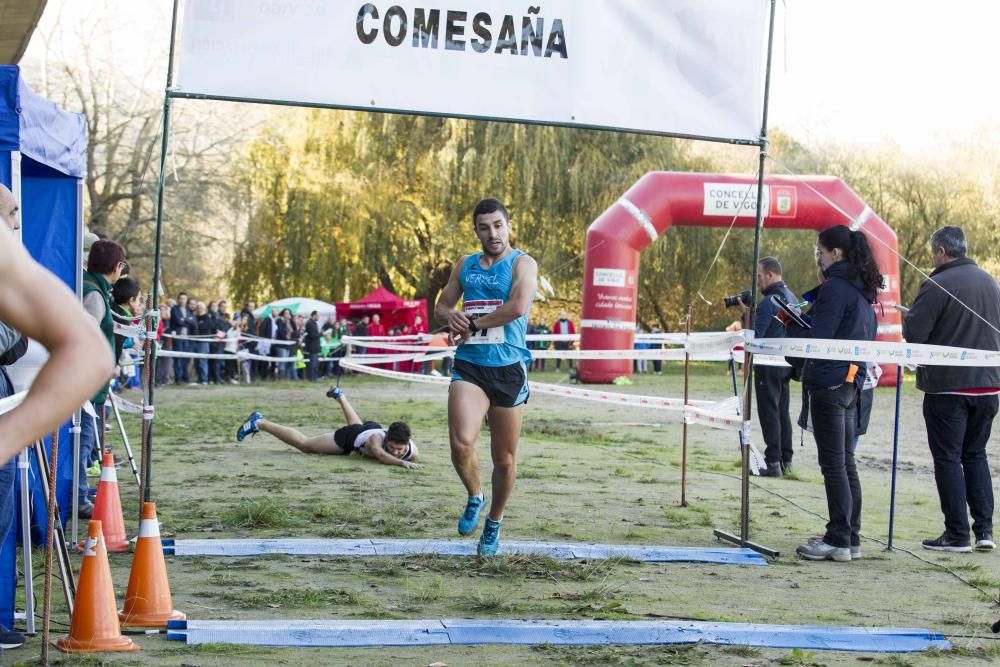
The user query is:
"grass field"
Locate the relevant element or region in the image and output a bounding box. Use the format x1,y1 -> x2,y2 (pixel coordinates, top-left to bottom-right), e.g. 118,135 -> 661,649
13,365 -> 1000,666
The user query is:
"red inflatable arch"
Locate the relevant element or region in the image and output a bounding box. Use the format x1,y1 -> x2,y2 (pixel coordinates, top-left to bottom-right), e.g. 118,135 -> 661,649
577,172 -> 901,384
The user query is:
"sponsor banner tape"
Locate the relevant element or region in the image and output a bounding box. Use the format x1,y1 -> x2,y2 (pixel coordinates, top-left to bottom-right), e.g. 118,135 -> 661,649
748,336 -> 1000,367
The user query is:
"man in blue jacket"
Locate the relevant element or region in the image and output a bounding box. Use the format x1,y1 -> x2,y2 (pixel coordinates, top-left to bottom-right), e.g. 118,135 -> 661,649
903,226 -> 1000,553
750,257 -> 798,477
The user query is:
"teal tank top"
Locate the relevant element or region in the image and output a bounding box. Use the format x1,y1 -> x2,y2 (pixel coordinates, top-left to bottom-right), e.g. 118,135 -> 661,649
455,250 -> 533,367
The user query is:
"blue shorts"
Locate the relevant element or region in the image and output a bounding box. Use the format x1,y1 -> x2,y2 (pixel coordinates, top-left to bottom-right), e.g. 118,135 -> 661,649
452,359 -> 529,408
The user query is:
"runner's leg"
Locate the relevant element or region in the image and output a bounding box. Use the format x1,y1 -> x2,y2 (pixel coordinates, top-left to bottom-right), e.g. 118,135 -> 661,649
448,381 -> 490,496
337,395 -> 363,426
258,420 -> 347,454
485,404 -> 525,521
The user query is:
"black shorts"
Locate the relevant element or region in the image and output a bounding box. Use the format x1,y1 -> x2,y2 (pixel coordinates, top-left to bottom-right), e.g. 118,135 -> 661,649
452,358 -> 529,408
333,421 -> 382,454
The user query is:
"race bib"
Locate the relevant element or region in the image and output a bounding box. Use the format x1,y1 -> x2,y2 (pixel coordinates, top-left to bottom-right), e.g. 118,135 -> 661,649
462,299 -> 505,345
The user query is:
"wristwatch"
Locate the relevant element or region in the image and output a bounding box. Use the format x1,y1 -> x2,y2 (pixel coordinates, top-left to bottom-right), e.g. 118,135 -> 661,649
468,320 -> 479,333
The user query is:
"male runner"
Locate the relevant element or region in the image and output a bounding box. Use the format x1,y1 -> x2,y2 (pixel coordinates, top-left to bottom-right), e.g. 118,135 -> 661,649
236,388 -> 422,469
434,198 -> 537,556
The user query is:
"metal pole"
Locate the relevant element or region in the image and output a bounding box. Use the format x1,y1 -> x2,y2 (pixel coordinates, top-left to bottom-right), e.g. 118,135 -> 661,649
713,0 -> 781,559
40,432 -> 58,664
742,0 -> 778,546
145,0 -> 182,503
16,449 -> 34,635
110,396 -> 142,487
681,305 -> 692,507
887,364 -> 904,550
33,440 -> 75,612
71,413 -> 80,543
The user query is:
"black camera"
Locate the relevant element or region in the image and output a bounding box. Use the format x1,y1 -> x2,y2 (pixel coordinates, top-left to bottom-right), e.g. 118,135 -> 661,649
723,290 -> 752,308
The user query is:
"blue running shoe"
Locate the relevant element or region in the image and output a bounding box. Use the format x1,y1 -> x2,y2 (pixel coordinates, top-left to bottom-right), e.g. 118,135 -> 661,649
458,494 -> 486,536
478,518 -> 502,557
236,411 -> 263,442
326,386 -> 343,400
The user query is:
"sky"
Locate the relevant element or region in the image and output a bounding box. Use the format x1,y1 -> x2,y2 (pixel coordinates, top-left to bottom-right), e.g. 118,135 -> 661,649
768,0 -> 1000,151
22,0 -> 1000,154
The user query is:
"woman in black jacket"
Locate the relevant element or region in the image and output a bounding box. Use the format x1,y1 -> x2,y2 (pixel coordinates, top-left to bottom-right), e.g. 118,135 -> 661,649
789,224 -> 882,563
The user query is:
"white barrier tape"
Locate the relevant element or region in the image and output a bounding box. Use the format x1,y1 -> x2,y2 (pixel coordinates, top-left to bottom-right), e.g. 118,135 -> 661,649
531,349 -> 732,361
110,393 -> 143,415
685,331 -> 748,355
113,321 -> 147,339
748,336 -> 1000,367
0,391 -> 27,418
342,335 -> 424,344
748,441 -> 766,475
143,406 -> 155,421
340,359 -> 720,413
339,359 -> 451,385
581,319 -> 636,332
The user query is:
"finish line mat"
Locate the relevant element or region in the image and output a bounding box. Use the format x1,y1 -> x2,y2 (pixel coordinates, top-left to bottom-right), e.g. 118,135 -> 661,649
165,619 -> 950,652
161,538 -> 767,565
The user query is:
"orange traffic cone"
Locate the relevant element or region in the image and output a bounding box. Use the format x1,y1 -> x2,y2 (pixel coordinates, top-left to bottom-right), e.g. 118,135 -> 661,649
91,452 -> 129,552
54,520 -> 140,653
119,503 -> 185,627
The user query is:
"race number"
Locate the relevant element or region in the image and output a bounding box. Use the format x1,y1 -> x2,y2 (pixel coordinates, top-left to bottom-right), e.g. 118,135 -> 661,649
462,299 -> 505,345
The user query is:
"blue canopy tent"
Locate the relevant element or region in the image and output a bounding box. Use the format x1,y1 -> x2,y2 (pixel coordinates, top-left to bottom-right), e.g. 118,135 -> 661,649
0,64 -> 86,631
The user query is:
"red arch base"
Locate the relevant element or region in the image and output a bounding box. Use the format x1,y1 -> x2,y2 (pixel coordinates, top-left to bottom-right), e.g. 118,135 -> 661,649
577,172 -> 901,385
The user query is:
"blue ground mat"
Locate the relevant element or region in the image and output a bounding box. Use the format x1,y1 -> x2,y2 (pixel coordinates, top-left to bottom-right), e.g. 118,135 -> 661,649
165,618 -> 950,652
160,538 -> 767,565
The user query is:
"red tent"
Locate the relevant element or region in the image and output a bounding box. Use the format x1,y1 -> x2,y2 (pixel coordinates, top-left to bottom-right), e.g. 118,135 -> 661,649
335,286 -> 428,332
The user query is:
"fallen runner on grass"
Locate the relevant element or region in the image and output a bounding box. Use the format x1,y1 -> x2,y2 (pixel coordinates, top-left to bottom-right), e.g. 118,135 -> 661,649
235,388 -> 423,469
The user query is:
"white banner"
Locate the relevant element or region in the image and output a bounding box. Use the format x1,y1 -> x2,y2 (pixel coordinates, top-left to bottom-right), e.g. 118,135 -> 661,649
175,0 -> 769,141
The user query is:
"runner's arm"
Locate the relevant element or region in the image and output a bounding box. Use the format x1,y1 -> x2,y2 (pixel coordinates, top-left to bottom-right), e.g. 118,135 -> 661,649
363,437 -> 425,469
469,255 -> 538,330
434,257 -> 470,336
0,226 -> 114,464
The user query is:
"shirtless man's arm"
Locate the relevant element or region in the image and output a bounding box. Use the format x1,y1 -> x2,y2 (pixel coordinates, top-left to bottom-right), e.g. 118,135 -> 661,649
0,222 -> 114,464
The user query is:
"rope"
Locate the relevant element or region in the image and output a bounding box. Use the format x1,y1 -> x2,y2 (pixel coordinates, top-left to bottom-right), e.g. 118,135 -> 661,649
694,167 -> 762,304
767,155 -> 1000,338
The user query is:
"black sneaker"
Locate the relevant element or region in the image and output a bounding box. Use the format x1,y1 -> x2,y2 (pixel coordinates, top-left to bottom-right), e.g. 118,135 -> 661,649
782,462 -> 793,476
922,534 -> 972,553
975,533 -> 996,552
0,625 -> 25,649
759,463 -> 781,477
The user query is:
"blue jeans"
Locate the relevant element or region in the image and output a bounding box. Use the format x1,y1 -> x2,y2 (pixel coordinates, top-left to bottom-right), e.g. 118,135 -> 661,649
924,393 -> 997,540
808,383 -> 861,548
173,338 -> 189,382
276,346 -> 293,379
77,408 -> 98,505
194,341 -> 209,383
0,368 -> 15,551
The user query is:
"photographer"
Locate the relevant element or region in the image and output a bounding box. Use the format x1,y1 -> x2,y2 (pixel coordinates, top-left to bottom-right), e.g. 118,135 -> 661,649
785,225 -> 881,563
746,257 -> 798,477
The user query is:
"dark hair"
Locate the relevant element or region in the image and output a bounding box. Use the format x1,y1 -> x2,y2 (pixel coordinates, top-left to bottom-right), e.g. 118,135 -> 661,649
817,224 -> 883,296
472,198 -> 509,224
87,239 -> 126,275
112,276 -> 140,306
930,226 -> 967,258
385,421 -> 411,445
758,256 -> 782,275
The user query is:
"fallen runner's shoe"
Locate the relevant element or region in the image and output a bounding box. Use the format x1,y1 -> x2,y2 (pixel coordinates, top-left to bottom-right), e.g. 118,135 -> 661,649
326,386 -> 343,400
458,494 -> 486,536
236,411 -> 263,442
478,518 -> 502,557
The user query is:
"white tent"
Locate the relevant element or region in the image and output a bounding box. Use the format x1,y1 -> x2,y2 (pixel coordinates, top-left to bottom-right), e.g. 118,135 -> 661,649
254,297 -> 336,319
